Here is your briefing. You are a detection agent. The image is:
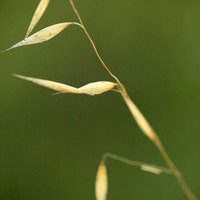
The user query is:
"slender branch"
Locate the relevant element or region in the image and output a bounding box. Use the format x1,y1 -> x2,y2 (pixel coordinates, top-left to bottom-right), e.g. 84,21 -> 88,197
69,0 -> 128,96
69,1 -> 198,199
102,152 -> 172,175
156,141 -> 197,200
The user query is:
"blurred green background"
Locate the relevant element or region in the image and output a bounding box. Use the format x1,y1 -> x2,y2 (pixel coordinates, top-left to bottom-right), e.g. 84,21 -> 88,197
1,0 -> 200,199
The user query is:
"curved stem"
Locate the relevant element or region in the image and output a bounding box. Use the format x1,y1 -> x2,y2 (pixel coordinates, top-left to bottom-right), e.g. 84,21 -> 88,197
69,1 -> 198,199
69,0 -> 128,96
102,152 -> 172,175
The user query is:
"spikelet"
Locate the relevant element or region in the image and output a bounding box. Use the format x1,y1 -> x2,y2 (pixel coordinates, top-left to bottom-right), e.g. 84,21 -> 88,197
6,23 -> 73,51
25,0 -> 50,37
13,74 -> 116,96
121,92 -> 159,144
79,81 -> 117,95
14,74 -> 82,94
95,162 -> 108,200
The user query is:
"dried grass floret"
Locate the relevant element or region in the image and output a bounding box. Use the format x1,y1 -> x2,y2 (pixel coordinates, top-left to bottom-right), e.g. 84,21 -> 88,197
95,162 -> 108,200
14,74 -> 117,96
25,0 -> 50,37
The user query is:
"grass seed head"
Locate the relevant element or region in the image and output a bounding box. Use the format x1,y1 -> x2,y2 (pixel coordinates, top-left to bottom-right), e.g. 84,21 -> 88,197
25,0 -> 50,37
14,74 -> 116,96
95,162 -> 108,200
7,23 -> 73,51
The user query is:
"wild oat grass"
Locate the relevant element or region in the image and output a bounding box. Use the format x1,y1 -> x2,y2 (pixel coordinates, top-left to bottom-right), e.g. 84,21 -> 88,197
5,0 -> 198,200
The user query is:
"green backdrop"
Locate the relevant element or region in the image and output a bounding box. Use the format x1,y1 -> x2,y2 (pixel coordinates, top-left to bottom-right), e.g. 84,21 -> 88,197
0,0 -> 200,199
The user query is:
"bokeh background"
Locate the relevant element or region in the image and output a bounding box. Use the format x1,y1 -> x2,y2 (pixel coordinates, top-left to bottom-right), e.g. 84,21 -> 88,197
1,0 -> 200,199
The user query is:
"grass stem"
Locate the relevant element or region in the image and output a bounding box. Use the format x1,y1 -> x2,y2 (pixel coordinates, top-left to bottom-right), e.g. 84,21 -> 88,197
69,1 -> 198,199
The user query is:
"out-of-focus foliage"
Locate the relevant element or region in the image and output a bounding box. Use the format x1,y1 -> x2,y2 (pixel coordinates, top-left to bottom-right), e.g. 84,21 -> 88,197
0,0 -> 200,199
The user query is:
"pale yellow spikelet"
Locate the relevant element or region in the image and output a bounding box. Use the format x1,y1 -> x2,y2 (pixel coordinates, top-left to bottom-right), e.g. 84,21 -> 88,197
121,92 -> 158,143
13,74 -> 116,96
7,23 -> 72,51
79,81 -> 117,95
13,74 -> 83,94
95,162 -> 108,200
25,0 -> 50,37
